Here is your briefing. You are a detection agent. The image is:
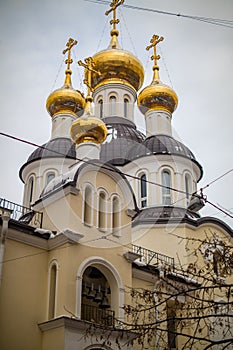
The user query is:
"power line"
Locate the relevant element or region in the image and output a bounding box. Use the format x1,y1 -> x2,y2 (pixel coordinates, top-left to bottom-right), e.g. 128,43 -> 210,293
85,0 -> 233,29
0,131 -> 192,197
200,169 -> 233,191
1,131 -> 232,219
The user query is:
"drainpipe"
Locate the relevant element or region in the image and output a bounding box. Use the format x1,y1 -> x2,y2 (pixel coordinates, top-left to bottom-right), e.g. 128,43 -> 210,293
0,206 -> 12,288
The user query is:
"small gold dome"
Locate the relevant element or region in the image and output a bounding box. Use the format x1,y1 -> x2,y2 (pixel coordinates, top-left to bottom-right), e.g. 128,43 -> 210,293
138,80 -> 178,114
70,115 -> 107,145
46,70 -> 85,118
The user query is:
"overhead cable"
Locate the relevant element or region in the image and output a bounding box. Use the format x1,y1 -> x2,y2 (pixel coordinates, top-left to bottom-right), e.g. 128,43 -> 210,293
0,131 -> 193,197
85,0 -> 233,29
1,131 -> 232,219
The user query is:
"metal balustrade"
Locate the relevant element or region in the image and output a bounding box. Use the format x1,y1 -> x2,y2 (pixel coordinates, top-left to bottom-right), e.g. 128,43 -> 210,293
81,303 -> 115,327
132,244 -> 174,270
0,198 -> 43,228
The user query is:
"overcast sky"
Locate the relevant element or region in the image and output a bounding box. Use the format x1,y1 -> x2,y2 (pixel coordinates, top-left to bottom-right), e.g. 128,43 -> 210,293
0,0 -> 232,227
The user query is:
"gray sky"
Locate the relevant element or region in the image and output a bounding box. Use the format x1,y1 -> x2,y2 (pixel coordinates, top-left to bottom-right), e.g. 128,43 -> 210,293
0,0 -> 232,227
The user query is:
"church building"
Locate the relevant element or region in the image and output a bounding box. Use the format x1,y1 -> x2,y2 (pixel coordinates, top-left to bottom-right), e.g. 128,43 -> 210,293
0,1 -> 232,349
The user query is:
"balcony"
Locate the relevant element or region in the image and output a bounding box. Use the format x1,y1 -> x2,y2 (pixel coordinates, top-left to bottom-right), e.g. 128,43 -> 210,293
124,244 -> 174,271
81,304 -> 115,327
0,198 -> 43,228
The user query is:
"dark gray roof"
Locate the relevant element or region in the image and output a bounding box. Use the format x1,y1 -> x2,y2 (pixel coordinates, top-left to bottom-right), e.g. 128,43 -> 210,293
19,137 -> 76,182
100,117 -> 145,165
127,134 -> 196,161
133,206 -> 200,226
27,137 -> 76,162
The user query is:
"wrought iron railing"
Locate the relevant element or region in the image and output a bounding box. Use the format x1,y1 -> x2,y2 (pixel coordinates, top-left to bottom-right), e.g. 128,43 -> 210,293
132,244 -> 174,270
0,198 -> 43,228
81,303 -> 115,327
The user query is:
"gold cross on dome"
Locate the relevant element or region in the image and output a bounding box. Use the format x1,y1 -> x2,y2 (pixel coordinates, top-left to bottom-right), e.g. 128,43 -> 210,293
105,0 -> 124,31
78,57 -> 100,95
63,38 -> 78,70
146,34 -> 164,68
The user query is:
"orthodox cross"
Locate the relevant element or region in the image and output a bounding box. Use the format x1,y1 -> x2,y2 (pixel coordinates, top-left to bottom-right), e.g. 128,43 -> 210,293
78,57 -> 100,96
146,34 -> 164,69
63,38 -> 78,70
105,0 -> 124,31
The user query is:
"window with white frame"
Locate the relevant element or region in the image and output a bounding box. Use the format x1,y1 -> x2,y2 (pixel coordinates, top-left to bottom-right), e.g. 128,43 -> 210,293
83,186 -> 93,226
162,169 -> 172,205
124,98 -> 129,118
185,173 -> 191,206
112,196 -> 120,236
98,191 -> 107,231
28,176 -> 34,206
48,263 -> 57,319
98,99 -> 103,118
110,96 -> 116,115
46,172 -> 55,185
140,173 -> 147,208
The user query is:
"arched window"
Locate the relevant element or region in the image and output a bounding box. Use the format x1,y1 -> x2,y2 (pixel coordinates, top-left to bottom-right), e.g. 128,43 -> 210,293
28,176 -> 34,205
98,99 -> 103,118
185,174 -> 191,205
48,263 -> 57,319
162,170 -> 171,205
98,192 -> 107,231
140,173 -> 147,208
46,172 -> 55,185
110,96 -> 116,116
112,196 -> 120,236
124,98 -> 129,118
83,186 -> 93,226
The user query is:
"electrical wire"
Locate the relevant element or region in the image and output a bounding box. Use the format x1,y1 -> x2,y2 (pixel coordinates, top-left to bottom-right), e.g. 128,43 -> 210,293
0,131 -> 193,197
200,169 -> 233,191
85,0 -> 233,29
204,200 -> 233,219
1,131 -> 232,219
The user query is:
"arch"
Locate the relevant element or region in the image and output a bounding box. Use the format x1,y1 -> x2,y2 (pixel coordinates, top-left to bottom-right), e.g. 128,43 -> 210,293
109,95 -> 117,115
76,257 -> 124,322
84,346 -> 112,350
184,172 -> 192,206
82,184 -> 94,226
138,172 -> 147,208
83,184 -> 94,226
111,195 -> 121,236
97,189 -> 108,231
124,97 -> 129,118
161,168 -> 172,205
47,260 -> 58,319
27,175 -> 35,206
46,171 -> 56,186
98,98 -> 103,118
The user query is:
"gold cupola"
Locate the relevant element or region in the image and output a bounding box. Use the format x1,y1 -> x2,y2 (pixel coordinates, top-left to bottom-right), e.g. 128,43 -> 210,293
70,57 -> 107,145
46,38 -> 85,118
85,0 -> 144,92
138,35 -> 178,115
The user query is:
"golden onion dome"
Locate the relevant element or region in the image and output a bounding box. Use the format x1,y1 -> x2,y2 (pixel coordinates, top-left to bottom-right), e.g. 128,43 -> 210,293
86,30 -> 144,92
138,34 -> 178,115
46,69 -> 85,118
70,97 -> 107,145
138,79 -> 178,114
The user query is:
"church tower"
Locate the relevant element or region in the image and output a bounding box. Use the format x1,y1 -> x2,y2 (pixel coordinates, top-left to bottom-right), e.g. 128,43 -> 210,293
19,39 -> 85,208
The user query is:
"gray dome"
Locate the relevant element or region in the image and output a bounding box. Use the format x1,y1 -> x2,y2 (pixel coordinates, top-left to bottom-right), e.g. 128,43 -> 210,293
27,137 -> 76,162
128,134 -> 195,160
100,117 -> 145,165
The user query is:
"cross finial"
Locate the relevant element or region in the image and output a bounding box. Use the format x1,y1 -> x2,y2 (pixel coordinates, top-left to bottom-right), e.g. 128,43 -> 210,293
105,0 -> 124,34
146,34 -> 164,80
78,57 -> 100,98
63,38 -> 78,71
